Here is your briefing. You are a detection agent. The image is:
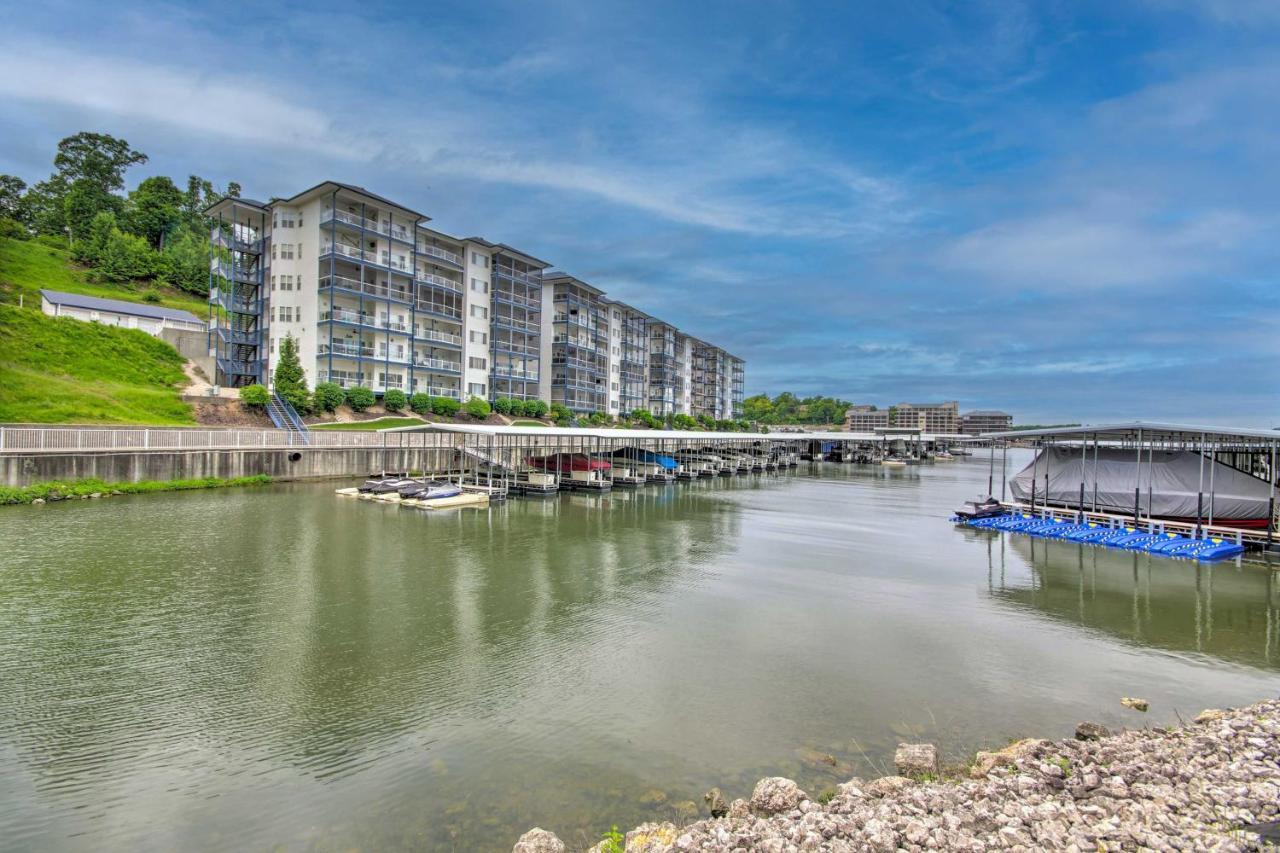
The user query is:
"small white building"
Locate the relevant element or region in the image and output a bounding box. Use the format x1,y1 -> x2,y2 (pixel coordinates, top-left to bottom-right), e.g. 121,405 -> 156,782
40,289 -> 206,336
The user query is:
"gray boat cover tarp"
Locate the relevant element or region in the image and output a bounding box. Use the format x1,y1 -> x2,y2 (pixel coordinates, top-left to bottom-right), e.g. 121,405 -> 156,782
1009,448 -> 1271,521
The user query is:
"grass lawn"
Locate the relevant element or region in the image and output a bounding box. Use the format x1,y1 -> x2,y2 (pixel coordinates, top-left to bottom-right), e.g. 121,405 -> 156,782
510,419 -> 549,427
310,416 -> 427,431
0,302 -> 194,424
0,236 -> 209,317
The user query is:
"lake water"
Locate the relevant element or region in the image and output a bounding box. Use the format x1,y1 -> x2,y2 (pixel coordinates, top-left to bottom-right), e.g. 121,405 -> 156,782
1,455 -> 1277,851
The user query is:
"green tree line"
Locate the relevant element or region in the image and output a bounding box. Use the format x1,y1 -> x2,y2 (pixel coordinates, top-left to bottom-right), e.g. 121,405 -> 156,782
0,131 -> 239,295
742,392 -> 851,425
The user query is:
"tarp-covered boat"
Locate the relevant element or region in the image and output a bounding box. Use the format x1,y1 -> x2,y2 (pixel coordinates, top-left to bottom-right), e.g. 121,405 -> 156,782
525,453 -> 611,472
1010,448 -> 1272,528
610,447 -> 678,470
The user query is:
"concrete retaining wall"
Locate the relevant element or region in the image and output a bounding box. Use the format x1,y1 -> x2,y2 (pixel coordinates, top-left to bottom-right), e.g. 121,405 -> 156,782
1,446 -> 460,488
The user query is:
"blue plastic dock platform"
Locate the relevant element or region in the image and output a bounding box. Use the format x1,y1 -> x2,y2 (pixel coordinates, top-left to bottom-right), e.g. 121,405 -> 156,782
953,513 -> 1247,561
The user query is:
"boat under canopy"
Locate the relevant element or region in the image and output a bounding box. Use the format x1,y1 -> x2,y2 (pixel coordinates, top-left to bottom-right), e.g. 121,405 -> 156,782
1009,447 -> 1272,527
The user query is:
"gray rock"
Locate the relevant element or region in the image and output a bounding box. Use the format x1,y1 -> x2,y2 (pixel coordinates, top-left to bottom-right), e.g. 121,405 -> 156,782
625,821 -> 678,852
1076,722 -> 1111,741
511,827 -> 564,853
864,775 -> 915,797
894,742 -> 939,777
31,498 -> 45,505
750,777 -> 806,814
1121,697 -> 1149,712
703,786 -> 728,817
727,798 -> 750,819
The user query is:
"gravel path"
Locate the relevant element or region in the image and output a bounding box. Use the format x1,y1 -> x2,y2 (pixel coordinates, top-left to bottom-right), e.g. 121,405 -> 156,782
514,698 -> 1280,851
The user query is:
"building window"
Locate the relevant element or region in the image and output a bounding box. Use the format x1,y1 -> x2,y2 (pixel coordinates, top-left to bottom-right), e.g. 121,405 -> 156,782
469,356 -> 487,370
468,383 -> 486,397
469,331 -> 487,344
469,305 -> 488,319
470,277 -> 488,293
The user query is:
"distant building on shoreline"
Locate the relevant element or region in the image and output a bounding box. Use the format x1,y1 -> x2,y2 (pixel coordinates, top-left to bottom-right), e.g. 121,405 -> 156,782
844,401 -> 961,433
960,410 -> 1013,435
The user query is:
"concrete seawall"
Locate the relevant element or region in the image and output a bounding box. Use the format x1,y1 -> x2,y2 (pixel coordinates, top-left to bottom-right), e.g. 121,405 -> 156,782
1,446 -> 449,488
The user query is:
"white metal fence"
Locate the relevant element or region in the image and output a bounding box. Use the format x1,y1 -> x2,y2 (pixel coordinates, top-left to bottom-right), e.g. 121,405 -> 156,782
0,426 -> 449,453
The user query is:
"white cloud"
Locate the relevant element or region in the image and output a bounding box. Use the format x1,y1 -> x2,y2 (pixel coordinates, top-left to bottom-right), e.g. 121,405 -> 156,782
0,42 -> 357,159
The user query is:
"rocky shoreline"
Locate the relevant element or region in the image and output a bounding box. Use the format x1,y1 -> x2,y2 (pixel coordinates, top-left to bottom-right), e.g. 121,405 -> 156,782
514,698 -> 1279,851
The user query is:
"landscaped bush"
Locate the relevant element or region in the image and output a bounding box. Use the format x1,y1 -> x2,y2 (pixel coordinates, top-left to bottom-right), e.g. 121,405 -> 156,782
240,383 -> 269,409
672,413 -> 698,430
525,399 -> 549,418
345,386 -> 375,411
409,392 -> 433,415
383,388 -> 406,412
464,396 -> 491,419
549,403 -> 572,426
492,396 -> 513,415
313,382 -> 345,413
0,217 -> 29,239
588,411 -> 610,426
431,396 -> 461,417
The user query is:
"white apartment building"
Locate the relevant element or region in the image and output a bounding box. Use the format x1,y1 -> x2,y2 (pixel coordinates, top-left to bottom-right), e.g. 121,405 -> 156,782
206,181 -> 742,417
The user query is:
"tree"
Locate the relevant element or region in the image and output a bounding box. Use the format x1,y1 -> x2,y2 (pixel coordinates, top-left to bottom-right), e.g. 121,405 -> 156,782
158,230 -> 210,295
313,382 -> 345,413
409,392 -> 433,415
431,396 -> 461,417
126,176 -> 185,248
0,175 -> 28,224
93,227 -> 156,282
28,132 -> 147,237
464,396 -> 491,419
273,334 -> 309,411
383,388 -> 407,412
240,384 -> 269,408
346,386 -> 375,411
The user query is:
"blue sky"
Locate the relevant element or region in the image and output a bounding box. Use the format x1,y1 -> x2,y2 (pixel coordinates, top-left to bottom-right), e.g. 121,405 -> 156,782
1,1 -> 1277,425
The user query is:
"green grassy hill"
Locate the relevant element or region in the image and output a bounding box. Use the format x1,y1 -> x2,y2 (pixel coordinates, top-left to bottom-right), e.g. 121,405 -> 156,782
0,236 -> 200,425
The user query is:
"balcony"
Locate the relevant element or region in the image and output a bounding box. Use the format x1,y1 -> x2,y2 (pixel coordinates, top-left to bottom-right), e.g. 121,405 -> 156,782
211,260 -> 261,285
414,328 -> 462,347
493,266 -> 540,285
319,274 -> 412,304
418,243 -> 462,266
415,298 -> 463,322
318,341 -> 375,359
416,271 -> 463,293
413,355 -> 462,373
491,314 -> 538,333
492,290 -> 540,309
210,289 -> 261,315
491,365 -> 539,380
321,243 -> 413,274
417,385 -> 462,399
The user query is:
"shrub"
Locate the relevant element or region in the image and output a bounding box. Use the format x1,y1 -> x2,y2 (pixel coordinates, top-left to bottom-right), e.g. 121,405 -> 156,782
672,413 -> 698,430
526,399 -> 549,418
142,291 -> 161,303
588,411 -> 610,426
492,396 -> 513,415
0,217 -> 27,240
549,403 -> 572,426
383,388 -> 407,412
345,386 -> 375,411
409,392 -> 433,414
464,396 -> 492,419
313,382 -> 345,413
240,383 -> 269,409
431,396 -> 461,417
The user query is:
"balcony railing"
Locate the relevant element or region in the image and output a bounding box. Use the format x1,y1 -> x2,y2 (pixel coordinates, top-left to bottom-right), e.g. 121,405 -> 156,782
418,243 -> 462,266
318,274 -> 412,303
491,365 -> 539,380
415,299 -> 463,321
492,290 -> 540,309
416,271 -> 463,293
414,328 -> 462,346
493,266 -> 540,285
492,315 -> 538,332
414,356 -> 462,373
318,341 -> 375,358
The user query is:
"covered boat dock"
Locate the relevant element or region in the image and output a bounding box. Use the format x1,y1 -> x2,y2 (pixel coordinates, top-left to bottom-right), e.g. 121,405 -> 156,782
981,422 -> 1279,549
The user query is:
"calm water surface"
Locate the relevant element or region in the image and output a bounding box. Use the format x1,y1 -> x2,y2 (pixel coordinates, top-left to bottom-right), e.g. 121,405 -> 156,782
2,456 -> 1278,851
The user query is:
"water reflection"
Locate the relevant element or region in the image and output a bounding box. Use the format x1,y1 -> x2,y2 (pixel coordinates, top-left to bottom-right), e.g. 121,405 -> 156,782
985,532 -> 1280,670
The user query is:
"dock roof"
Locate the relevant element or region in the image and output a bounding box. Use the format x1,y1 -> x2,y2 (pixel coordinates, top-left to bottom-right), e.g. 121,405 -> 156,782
983,421 -> 1280,443
384,424 -> 979,442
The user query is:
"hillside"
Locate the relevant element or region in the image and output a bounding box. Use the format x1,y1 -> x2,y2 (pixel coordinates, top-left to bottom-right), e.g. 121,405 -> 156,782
0,235 -> 208,316
0,237 -> 198,425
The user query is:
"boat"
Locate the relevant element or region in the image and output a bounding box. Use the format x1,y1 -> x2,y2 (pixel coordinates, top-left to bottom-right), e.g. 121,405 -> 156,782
361,477 -> 417,494
1009,447 -> 1274,529
952,495 -> 1004,520
881,457 -> 908,468
398,480 -> 463,500
525,453 -> 611,472
934,451 -> 955,461
610,447 -> 678,471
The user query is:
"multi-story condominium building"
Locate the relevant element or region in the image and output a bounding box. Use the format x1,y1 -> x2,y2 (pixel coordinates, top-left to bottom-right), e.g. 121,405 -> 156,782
961,410 -> 1013,435
604,299 -> 650,417
844,405 -> 890,431
206,181 -> 741,415
688,342 -> 744,420
647,320 -> 681,416
540,274 -> 609,413
844,401 -> 961,433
